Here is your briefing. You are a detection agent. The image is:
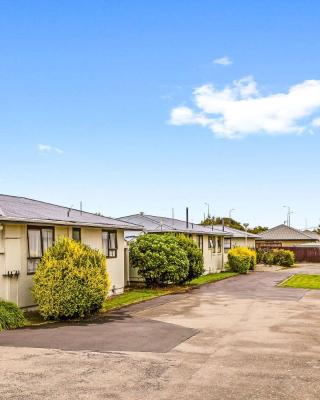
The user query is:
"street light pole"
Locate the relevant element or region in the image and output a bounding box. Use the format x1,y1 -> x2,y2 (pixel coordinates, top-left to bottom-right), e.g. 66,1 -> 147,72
283,205 -> 293,227
204,202 -> 210,218
243,223 -> 249,247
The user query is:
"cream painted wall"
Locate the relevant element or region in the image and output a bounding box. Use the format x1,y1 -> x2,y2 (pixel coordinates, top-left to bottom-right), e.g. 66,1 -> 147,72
0,223 -> 126,307
231,237 -> 256,249
192,234 -> 224,273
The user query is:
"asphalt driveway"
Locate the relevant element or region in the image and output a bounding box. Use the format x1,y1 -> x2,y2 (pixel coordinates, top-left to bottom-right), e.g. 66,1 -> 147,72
1,264 -> 320,399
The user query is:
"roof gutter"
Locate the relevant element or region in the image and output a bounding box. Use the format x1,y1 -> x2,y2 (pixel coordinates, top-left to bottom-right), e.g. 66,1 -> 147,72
0,217 -> 143,231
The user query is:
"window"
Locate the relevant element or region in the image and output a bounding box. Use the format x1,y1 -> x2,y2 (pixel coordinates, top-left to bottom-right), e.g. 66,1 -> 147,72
208,235 -> 216,252
27,226 -> 54,274
102,231 -> 118,258
217,237 -> 222,253
72,228 -> 81,242
197,235 -> 203,251
224,237 -> 232,252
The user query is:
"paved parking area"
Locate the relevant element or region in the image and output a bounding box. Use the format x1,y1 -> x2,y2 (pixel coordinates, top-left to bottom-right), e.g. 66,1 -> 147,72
1,264 -> 320,399
0,310 -> 197,353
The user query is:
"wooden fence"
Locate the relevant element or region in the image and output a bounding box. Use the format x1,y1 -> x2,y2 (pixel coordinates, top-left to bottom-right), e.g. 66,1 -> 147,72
280,247 -> 320,263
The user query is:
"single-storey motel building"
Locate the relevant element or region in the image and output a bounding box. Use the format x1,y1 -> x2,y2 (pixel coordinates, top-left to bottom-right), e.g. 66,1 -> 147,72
0,194 -> 142,307
212,225 -> 260,250
118,212 -> 231,283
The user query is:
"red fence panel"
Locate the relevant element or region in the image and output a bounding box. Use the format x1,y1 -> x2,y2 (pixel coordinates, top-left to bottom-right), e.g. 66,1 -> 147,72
282,247 -> 320,263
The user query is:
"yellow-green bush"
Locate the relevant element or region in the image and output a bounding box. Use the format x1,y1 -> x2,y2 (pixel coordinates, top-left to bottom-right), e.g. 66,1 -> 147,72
33,237 -> 110,320
0,300 -> 26,331
248,249 -> 257,270
228,247 -> 256,274
272,249 -> 295,267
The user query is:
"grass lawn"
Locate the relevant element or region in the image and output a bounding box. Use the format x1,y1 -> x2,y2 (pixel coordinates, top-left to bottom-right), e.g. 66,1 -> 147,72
101,288 -> 171,312
187,272 -> 237,286
280,274 -> 320,290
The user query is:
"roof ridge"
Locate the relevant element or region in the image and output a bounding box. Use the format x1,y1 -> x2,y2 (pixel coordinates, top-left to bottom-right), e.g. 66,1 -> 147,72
0,193 -> 117,222
260,224 -> 316,240
119,213 -> 205,228
118,214 -> 228,235
136,214 -> 180,231
283,224 -> 315,239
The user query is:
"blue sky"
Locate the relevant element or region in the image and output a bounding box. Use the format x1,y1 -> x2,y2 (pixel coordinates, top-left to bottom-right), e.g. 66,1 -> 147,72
1,1 -> 320,228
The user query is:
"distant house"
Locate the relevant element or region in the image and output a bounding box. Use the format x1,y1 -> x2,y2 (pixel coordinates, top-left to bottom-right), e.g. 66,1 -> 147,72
256,224 -> 317,248
117,212 -> 231,283
0,194 -> 141,307
302,230 -> 320,242
212,225 -> 260,251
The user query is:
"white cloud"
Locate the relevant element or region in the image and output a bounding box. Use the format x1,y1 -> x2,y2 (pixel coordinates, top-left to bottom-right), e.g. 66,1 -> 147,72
170,77 -> 320,138
38,144 -> 63,154
312,117 -> 320,127
213,56 -> 233,66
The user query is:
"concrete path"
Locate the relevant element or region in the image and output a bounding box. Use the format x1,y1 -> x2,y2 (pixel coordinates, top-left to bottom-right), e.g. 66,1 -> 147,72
1,264 -> 320,399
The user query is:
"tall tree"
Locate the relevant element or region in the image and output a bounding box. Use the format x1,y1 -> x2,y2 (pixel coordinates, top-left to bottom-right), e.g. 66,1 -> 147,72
201,217 -> 268,234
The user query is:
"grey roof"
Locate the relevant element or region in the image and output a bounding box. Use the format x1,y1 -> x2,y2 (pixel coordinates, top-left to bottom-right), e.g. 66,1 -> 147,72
257,224 -> 317,241
212,225 -> 261,239
118,213 -> 230,236
303,230 -> 320,241
0,194 -> 142,230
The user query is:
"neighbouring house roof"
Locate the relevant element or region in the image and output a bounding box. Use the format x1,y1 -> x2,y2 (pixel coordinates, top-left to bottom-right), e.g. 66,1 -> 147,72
257,224 -> 317,242
0,194 -> 142,230
212,225 -> 261,239
118,213 -> 231,236
303,230 -> 320,241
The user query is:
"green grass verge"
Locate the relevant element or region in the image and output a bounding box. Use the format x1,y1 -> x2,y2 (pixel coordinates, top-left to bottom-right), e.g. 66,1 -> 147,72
280,274 -> 320,290
186,272 -> 238,286
102,272 -> 238,312
101,288 -> 171,312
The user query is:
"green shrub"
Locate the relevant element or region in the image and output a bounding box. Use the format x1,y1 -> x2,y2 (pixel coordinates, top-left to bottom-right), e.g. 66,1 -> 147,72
0,300 -> 26,331
228,247 -> 254,274
175,234 -> 204,280
263,251 -> 275,265
257,249 -> 266,264
129,234 -> 189,286
272,249 -> 295,267
249,249 -> 257,270
258,249 -> 295,267
33,237 -> 110,320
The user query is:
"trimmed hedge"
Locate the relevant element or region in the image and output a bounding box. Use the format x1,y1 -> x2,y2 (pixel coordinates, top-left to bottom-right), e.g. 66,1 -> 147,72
129,234 -> 189,286
33,237 -> 110,320
175,234 -> 204,281
0,300 -> 26,331
228,247 -> 257,274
